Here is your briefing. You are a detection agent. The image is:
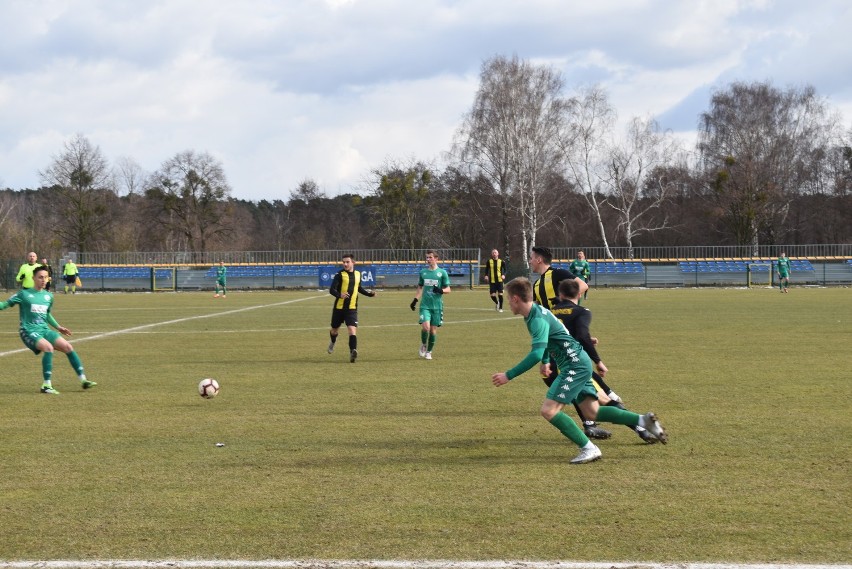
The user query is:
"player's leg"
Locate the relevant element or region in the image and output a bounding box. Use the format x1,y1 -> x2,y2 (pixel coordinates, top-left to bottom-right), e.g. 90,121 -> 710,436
579,397 -> 667,444
418,313 -> 430,357
328,311 -> 343,353
346,316 -> 358,363
54,336 -> 96,389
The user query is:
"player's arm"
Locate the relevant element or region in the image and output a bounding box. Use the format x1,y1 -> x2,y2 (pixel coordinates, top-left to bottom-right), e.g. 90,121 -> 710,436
358,283 -> 376,297
329,273 -> 342,298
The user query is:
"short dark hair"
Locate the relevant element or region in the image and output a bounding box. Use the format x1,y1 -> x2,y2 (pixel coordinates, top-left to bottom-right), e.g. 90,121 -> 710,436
342,254 -> 355,261
33,266 -> 50,276
426,249 -> 439,258
558,278 -> 580,299
505,276 -> 532,302
531,246 -> 553,264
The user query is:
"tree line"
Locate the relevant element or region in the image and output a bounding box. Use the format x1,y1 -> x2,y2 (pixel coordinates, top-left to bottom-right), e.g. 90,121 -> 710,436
1,55 -> 850,268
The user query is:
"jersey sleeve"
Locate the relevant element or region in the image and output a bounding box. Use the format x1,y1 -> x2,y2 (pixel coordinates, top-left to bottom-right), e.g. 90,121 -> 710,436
573,310 -> 600,363
441,270 -> 450,288
329,272 -> 342,297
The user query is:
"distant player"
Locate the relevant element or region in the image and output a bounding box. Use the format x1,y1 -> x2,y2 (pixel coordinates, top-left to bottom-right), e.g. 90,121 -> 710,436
62,258 -> 79,294
16,251 -> 40,289
484,248 -> 507,312
328,253 -> 376,363
568,250 -> 591,302
776,252 -> 791,293
410,250 -> 451,360
0,265 -> 96,394
214,261 -> 227,298
491,277 -> 667,464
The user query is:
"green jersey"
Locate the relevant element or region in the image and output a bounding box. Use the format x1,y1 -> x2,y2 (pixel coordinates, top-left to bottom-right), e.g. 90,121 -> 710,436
569,259 -> 590,279
0,288 -> 56,334
777,257 -> 791,277
418,266 -> 450,311
507,304 -> 585,379
216,265 -> 227,283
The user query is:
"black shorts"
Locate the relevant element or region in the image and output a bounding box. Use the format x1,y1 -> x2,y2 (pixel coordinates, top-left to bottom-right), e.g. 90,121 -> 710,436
331,309 -> 358,329
65,275 -> 77,284
489,282 -> 504,294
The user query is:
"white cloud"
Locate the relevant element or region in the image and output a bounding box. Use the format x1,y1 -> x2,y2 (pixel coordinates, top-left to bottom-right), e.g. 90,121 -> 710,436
0,0 -> 850,200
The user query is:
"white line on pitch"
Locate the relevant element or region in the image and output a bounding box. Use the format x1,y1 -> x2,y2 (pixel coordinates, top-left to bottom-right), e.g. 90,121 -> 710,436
0,295 -> 325,358
0,560 -> 847,569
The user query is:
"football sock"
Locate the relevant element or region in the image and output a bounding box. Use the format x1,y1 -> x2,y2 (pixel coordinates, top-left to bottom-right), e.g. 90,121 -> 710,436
549,411 -> 589,446
573,403 -> 589,424
67,351 -> 84,376
498,294 -> 503,309
597,405 -> 640,427
329,332 -> 337,345
427,333 -> 436,352
349,335 -> 357,350
491,296 -> 498,305
420,329 -> 428,345
42,352 -> 54,382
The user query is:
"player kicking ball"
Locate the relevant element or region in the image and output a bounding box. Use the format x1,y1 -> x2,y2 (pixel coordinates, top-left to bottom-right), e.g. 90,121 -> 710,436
0,265 -> 96,394
491,277 -> 667,464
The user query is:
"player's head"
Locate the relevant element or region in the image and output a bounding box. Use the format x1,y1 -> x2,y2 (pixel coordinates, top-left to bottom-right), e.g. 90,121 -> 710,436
780,251 -> 787,257
41,258 -> 49,264
491,249 -> 499,259
33,265 -> 50,289
576,251 -> 585,260
219,260 -> 224,266
27,251 -> 37,264
342,254 -> 355,270
558,278 -> 580,300
530,246 -> 553,272
505,277 -> 532,302
425,250 -> 439,267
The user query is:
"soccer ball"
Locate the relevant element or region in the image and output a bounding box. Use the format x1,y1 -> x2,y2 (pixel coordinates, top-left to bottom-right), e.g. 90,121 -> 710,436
198,378 -> 220,399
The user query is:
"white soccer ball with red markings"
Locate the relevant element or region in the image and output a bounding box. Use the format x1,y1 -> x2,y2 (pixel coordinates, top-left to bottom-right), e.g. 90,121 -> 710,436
198,378 -> 220,399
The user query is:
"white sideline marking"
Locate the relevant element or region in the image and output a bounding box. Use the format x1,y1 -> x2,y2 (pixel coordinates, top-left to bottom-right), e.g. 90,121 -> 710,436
0,295 -> 325,358
0,561 -> 847,569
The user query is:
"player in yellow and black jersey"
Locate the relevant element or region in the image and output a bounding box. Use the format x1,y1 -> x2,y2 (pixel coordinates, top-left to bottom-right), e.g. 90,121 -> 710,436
553,278 -> 656,443
484,248 -> 507,312
328,254 -> 376,363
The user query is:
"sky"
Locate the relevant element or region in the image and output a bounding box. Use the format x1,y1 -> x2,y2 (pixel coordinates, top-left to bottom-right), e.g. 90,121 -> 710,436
1,0 -> 850,202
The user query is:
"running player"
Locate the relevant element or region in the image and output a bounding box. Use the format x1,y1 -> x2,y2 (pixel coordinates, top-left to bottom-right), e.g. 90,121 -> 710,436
0,265 -> 96,394
328,253 -> 376,363
491,277 -> 667,464
409,250 -> 451,360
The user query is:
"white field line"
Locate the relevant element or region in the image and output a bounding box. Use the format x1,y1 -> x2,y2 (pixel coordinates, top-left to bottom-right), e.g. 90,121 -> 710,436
0,560 -> 848,569
0,295 -> 325,358
0,306 -> 516,346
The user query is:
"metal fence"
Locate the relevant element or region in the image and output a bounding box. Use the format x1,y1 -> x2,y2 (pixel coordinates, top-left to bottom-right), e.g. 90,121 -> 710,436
549,244 -> 852,260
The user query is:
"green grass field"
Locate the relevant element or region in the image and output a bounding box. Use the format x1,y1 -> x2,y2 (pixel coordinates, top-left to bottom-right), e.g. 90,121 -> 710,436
1,286 -> 850,563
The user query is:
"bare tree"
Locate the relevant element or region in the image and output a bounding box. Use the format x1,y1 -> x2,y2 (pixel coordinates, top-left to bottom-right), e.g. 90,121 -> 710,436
455,55 -> 567,269
605,116 -> 684,258
559,86 -> 617,258
147,150 -> 234,258
697,81 -> 838,251
113,156 -> 148,196
39,133 -> 117,256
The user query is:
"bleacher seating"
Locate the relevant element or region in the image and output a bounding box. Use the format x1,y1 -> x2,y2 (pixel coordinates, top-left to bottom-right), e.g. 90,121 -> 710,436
678,260 -> 815,273
554,261 -> 644,274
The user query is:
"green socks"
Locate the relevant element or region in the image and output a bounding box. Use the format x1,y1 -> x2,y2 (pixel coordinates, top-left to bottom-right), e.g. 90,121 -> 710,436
596,405 -> 640,426
549,411 -> 589,446
42,352 -> 53,382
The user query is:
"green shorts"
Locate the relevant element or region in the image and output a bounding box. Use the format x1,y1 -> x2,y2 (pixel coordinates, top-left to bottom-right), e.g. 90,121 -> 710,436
19,328 -> 60,355
419,307 -> 443,327
545,350 -> 597,405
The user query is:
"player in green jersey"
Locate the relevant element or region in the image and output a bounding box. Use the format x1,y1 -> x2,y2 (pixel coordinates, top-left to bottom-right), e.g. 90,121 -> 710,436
776,252 -> 791,293
409,250 -> 451,360
568,250 -> 591,302
213,261 -> 228,298
0,266 -> 96,394
491,277 -> 667,463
